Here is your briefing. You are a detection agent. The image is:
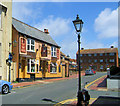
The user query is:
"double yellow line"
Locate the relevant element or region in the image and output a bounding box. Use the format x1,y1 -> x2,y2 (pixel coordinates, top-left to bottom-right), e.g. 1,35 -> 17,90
85,75 -> 107,90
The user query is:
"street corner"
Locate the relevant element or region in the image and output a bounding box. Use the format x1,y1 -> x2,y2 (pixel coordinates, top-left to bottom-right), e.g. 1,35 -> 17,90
54,98 -> 97,106
85,75 -> 108,91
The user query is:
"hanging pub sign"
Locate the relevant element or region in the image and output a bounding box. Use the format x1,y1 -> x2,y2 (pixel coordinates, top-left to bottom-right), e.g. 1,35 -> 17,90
21,38 -> 26,53
57,49 -> 59,60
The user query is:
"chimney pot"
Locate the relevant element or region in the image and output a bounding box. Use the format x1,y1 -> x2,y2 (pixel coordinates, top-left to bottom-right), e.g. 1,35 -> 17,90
44,29 -> 49,34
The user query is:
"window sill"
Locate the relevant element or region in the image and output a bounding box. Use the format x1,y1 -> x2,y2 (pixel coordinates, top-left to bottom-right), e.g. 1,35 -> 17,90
27,72 -> 35,74
52,56 -> 57,58
50,72 -> 57,74
27,50 -> 35,53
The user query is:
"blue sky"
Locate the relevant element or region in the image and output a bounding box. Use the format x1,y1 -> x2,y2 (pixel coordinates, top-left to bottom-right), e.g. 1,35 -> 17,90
12,1 -> 118,59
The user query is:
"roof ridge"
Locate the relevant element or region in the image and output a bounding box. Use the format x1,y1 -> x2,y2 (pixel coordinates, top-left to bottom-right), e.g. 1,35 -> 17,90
12,17 -> 45,34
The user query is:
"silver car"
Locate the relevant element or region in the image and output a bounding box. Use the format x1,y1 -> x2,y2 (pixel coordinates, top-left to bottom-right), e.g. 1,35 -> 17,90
85,69 -> 94,75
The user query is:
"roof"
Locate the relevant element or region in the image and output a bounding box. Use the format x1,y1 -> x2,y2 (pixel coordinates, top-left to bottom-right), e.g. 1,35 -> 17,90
76,48 -> 118,54
12,18 -> 60,48
60,51 -> 70,59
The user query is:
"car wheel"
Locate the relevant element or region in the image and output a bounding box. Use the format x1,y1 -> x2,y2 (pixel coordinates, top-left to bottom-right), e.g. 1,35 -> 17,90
2,85 -> 9,94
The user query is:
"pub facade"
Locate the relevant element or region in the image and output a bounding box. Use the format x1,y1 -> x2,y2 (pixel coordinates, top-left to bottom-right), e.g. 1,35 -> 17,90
12,18 -> 62,82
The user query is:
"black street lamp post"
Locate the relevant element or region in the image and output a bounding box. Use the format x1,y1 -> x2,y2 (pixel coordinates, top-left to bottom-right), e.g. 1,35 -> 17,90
72,14 -> 83,106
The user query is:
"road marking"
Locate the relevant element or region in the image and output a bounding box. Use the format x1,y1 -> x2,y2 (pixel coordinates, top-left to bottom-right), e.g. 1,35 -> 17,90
85,75 -> 106,90
54,98 -> 96,106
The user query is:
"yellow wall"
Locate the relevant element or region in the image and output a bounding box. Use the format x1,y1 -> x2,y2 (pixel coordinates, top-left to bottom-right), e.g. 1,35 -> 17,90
19,40 -> 62,79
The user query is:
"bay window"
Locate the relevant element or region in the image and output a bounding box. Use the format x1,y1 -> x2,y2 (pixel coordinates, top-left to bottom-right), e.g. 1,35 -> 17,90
27,39 -> 35,52
51,47 -> 56,57
27,59 -> 35,73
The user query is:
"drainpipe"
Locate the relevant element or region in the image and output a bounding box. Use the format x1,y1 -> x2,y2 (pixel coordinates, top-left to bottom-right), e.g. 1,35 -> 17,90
18,33 -> 20,82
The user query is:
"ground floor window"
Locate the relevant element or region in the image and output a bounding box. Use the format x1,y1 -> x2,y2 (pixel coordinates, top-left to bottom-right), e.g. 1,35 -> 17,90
100,65 -> 103,70
50,63 -> 57,73
27,59 -> 35,72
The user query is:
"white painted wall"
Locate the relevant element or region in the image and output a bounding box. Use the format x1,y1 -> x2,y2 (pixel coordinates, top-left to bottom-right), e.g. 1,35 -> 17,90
107,78 -> 120,90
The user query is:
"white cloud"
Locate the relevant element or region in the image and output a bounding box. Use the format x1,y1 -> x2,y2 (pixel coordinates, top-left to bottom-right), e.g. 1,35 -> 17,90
94,8 -> 118,38
12,3 -> 32,21
34,15 -> 71,37
61,40 -> 77,59
12,2 -> 42,23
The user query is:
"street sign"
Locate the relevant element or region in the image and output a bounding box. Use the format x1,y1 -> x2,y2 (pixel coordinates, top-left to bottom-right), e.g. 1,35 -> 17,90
9,53 -> 13,61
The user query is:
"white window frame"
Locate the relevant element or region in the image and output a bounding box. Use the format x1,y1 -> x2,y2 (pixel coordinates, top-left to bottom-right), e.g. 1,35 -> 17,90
51,47 -> 57,57
50,62 -> 57,73
27,59 -> 35,73
0,6 -> 2,29
27,39 -> 35,52
36,60 -> 39,73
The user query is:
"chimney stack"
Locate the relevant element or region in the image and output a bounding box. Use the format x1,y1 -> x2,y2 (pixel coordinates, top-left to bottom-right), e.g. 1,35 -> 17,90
44,29 -> 49,34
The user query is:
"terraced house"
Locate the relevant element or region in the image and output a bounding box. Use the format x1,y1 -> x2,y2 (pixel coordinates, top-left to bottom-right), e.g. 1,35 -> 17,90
12,18 -> 62,82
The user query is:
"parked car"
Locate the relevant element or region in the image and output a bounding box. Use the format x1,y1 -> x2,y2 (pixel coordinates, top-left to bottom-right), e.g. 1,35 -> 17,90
0,80 -> 13,94
85,69 -> 96,75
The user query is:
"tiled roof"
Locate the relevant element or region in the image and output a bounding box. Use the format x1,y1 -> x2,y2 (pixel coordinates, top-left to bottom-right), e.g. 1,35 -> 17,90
12,17 -> 60,48
76,48 -> 118,54
60,51 -> 70,59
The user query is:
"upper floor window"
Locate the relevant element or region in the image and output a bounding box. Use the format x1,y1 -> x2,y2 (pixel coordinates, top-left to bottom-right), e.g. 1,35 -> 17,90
51,47 -> 56,57
109,53 -> 114,56
105,53 -> 107,56
100,53 -> 103,56
94,59 -> 97,63
27,39 -> 35,52
41,44 -> 47,57
0,6 -> 2,28
100,59 -> 103,62
88,54 -> 91,56
88,59 -> 91,63
109,59 -> 115,62
94,53 -> 97,56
